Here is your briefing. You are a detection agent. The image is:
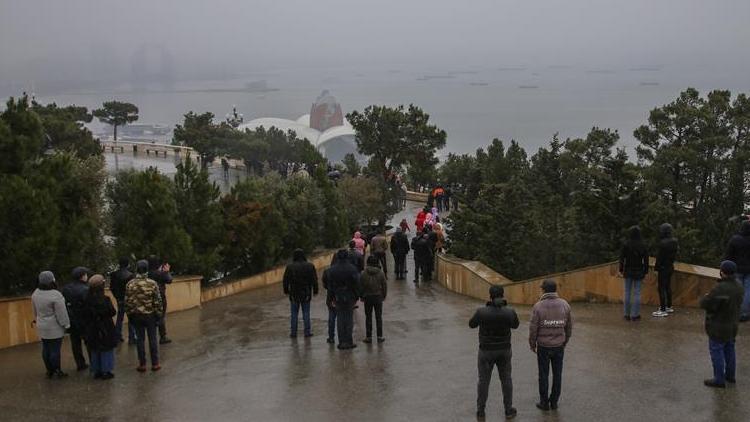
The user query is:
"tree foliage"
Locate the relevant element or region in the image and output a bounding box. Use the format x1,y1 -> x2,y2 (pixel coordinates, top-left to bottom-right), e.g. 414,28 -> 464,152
93,101 -> 139,141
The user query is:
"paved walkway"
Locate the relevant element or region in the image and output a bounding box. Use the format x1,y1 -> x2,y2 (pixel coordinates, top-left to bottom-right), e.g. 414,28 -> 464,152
1,205 -> 749,421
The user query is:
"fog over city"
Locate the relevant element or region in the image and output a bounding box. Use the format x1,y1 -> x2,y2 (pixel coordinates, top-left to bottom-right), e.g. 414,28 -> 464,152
2,0 -> 749,153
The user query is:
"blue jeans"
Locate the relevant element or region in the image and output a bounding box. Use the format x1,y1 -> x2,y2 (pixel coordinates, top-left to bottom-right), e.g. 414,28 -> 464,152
90,349 -> 115,374
131,314 -> 159,366
290,301 -> 311,337
537,346 -> 565,405
41,338 -> 63,374
737,273 -> 750,318
327,306 -> 337,341
709,338 -> 736,384
116,299 -> 137,342
623,278 -> 642,317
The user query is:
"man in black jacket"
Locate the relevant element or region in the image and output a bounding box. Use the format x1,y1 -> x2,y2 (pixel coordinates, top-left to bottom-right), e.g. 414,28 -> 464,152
148,256 -> 173,344
700,261 -> 744,388
390,227 -> 410,280
283,249 -> 319,338
411,232 -> 433,284
469,285 -> 520,420
61,266 -> 90,371
653,223 -> 679,317
323,250 -> 361,349
724,220 -> 750,321
109,257 -> 136,343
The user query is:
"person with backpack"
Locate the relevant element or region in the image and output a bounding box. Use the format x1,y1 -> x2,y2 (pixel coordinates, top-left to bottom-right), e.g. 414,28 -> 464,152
619,226 -> 649,321
323,250 -> 361,349
360,255 -> 388,343
283,249 -> 319,338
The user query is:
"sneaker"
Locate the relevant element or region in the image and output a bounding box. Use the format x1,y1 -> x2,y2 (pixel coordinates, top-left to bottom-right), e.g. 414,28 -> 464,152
151,365 -> 161,372
136,365 -> 147,372
326,338 -> 335,344
550,403 -> 558,410
304,333 -> 314,338
159,337 -> 172,345
377,337 -> 385,343
101,372 -> 115,380
363,338 -> 372,344
631,315 -> 641,321
53,370 -> 68,379
505,407 -> 518,419
665,307 -> 675,313
652,310 -> 668,317
536,402 -> 550,411
704,379 -> 725,388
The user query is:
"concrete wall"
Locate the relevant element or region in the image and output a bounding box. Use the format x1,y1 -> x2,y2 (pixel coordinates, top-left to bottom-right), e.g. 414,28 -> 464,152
437,254 -> 720,307
405,191 -> 429,203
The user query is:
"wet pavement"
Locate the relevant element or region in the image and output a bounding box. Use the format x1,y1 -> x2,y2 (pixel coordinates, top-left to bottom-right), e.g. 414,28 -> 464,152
1,204 -> 749,421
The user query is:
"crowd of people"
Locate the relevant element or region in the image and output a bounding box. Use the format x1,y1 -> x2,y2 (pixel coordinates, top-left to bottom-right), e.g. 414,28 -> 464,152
30,256 -> 173,380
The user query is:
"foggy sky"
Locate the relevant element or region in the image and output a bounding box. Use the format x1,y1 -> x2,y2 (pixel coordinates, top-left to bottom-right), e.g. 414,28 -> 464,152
1,0 -> 749,89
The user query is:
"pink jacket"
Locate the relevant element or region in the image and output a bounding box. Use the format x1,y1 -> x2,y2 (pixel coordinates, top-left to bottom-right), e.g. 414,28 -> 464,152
352,232 -> 365,255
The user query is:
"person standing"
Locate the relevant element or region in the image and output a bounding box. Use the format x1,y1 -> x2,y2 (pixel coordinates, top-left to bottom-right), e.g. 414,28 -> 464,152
148,256 -> 173,344
529,280 -> 573,412
469,285 -> 519,420
724,220 -> 750,322
390,227 -> 410,280
411,232 -> 433,284
433,223 -> 446,253
700,261 -> 745,388
126,260 -> 163,372
61,266 -> 90,371
619,226 -> 649,321
415,208 -> 427,234
283,249 -> 319,338
360,255 -> 388,343
31,271 -> 70,379
653,223 -> 678,317
352,231 -> 366,256
323,250 -> 361,350
109,257 -> 136,343
371,229 -> 389,274
399,218 -> 411,234
83,275 -> 118,380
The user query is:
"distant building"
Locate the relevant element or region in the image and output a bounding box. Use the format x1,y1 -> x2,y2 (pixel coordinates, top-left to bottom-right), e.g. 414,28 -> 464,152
309,90 -> 344,131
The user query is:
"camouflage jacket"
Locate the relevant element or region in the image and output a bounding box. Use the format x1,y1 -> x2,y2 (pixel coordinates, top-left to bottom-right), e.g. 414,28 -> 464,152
124,274 -> 163,317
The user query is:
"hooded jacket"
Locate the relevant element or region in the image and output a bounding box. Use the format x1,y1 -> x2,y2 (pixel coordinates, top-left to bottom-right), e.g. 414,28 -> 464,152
529,292 -> 572,349
655,223 -> 678,272
283,250 -> 319,303
82,293 -> 118,351
352,232 -> 366,255
31,282 -> 71,340
469,297 -> 520,350
61,279 -> 89,331
109,266 -> 134,302
390,230 -> 410,256
619,226 -> 649,279
724,221 -> 750,274
411,234 -> 433,262
323,251 -> 361,306
415,211 -> 427,232
700,276 -> 744,342
360,265 -> 387,299
124,274 -> 163,317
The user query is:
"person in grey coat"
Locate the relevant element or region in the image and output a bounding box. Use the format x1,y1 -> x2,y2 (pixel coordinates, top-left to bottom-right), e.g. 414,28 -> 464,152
31,271 -> 71,379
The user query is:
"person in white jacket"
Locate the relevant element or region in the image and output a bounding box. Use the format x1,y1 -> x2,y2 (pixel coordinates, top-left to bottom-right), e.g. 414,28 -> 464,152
31,271 -> 71,379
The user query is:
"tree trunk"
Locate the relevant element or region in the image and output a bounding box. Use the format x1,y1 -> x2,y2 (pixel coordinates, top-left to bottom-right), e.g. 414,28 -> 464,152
114,124 -> 118,141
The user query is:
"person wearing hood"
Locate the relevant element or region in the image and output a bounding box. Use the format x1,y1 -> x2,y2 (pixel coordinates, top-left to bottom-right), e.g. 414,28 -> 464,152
61,266 -> 91,371
360,255 -> 388,343
415,208 -> 427,234
469,285 -> 519,420
399,218 -> 411,233
352,231 -> 366,256
109,257 -> 137,344
411,231 -> 433,284
529,280 -> 572,412
724,220 -> 750,321
653,223 -> 679,317
619,226 -> 649,321
323,250 -> 361,349
700,261 -> 744,388
390,227 -> 411,280
371,229 -> 389,275
31,271 -> 70,379
433,223 -> 446,253
283,249 -> 319,338
82,274 -> 118,380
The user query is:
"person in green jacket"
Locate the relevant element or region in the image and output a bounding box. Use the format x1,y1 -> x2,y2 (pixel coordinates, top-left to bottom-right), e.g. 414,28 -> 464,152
700,260 -> 745,388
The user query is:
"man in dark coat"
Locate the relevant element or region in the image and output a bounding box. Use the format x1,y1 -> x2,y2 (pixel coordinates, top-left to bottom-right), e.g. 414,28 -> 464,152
724,220 -> 750,321
148,256 -> 173,344
109,257 -> 136,343
700,261 -> 745,388
390,227 -> 411,280
653,223 -> 679,317
283,249 -> 319,338
323,250 -> 361,349
411,232 -> 433,284
469,285 -> 519,420
61,266 -> 91,371
619,226 -> 649,321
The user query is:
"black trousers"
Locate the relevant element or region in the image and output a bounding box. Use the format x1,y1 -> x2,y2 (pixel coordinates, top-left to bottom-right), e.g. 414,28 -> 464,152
394,254 -> 407,278
158,287 -> 168,338
375,251 -> 387,274
131,314 -> 160,366
364,296 -> 383,338
477,348 -> 513,413
537,346 -> 565,406
336,304 -> 354,346
69,327 -> 89,369
657,269 -> 673,311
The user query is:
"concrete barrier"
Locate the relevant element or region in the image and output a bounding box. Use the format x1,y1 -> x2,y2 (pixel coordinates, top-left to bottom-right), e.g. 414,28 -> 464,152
405,191 -> 429,203
437,254 -> 719,307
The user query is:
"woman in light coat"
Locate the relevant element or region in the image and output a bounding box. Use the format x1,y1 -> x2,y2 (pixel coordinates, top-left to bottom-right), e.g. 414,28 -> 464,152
31,271 -> 71,379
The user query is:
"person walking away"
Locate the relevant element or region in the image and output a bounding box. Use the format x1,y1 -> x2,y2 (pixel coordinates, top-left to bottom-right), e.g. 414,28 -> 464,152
390,227 -> 411,280
360,256 -> 388,343
529,280 -> 572,412
371,229 -> 389,274
126,260 -> 163,372
148,256 -> 173,344
619,226 -> 649,321
653,223 -> 678,317
61,266 -> 90,371
724,220 -> 750,322
31,271 -> 70,379
283,249 -> 319,338
424,225 -> 437,281
323,250 -> 361,349
399,218 -> 411,233
469,285 -> 519,420
415,208 -> 427,234
352,231 -> 366,256
109,257 -> 136,343
411,232 -> 433,284
434,223 -> 446,253
700,261 -> 744,387
83,275 -> 118,380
